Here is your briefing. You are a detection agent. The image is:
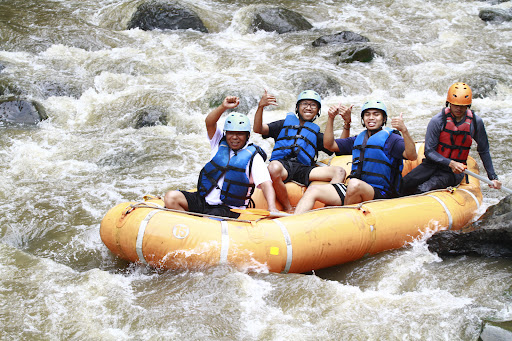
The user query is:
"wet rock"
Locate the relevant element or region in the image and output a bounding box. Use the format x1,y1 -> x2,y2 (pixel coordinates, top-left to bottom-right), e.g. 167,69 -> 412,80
134,107 -> 168,129
468,76 -> 498,99
127,1 -> 208,32
312,31 -> 370,47
334,45 -> 375,64
0,63 -> 4,72
36,81 -> 82,99
427,195 -> 512,258
480,320 -> 512,341
250,7 -> 313,34
208,92 -> 259,115
291,73 -> 344,98
0,97 -> 48,126
479,8 -> 512,23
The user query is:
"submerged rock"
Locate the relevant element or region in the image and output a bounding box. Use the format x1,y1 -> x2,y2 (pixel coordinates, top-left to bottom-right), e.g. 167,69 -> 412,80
134,107 -> 168,129
312,31 -> 370,47
250,7 -> 313,33
479,8 -> 512,23
0,98 -> 48,126
427,195 -> 512,258
127,1 -> 208,32
480,320 -> 512,341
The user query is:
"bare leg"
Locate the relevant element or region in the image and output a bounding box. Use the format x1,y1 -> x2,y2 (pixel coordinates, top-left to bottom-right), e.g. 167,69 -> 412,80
164,190 -> 189,210
308,166 -> 346,184
294,184 -> 343,215
268,161 -> 292,212
344,179 -> 375,205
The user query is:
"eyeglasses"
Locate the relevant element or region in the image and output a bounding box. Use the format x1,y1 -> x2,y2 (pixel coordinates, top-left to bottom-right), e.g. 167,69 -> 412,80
299,102 -> 318,109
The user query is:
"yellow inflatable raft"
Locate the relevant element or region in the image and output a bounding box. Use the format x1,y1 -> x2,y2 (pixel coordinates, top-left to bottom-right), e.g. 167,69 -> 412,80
100,145 -> 483,273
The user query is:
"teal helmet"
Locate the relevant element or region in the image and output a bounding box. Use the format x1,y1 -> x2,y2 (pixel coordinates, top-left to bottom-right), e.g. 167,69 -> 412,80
224,113 -> 251,132
296,90 -> 322,121
361,100 -> 387,126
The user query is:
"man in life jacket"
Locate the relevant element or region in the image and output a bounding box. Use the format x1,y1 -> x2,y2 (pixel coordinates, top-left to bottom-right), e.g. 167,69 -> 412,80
294,100 -> 417,214
402,82 -> 501,195
164,96 -> 278,218
254,89 -> 346,213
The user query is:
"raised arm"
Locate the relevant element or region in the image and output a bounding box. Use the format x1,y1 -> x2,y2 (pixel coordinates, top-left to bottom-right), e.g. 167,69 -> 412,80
205,96 -> 240,139
391,113 -> 417,161
323,104 -> 346,152
253,89 -> 277,136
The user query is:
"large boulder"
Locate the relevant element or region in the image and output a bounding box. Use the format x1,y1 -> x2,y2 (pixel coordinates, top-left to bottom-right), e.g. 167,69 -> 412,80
250,7 -> 313,33
479,8 -> 512,23
127,1 -> 208,32
427,195 -> 512,258
0,97 -> 48,126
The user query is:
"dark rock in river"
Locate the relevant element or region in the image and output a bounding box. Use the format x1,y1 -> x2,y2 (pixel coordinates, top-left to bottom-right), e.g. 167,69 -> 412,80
312,31 -> 370,47
479,8 -> 512,23
208,92 -> 259,115
127,1 -> 208,32
0,97 -> 48,126
134,107 -> 168,129
427,195 -> 512,258
334,45 -> 375,64
250,7 -> 313,33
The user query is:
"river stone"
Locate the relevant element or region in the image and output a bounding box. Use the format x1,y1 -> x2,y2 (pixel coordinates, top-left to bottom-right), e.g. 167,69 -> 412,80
479,8 -> 512,23
250,7 -> 313,33
0,98 -> 48,126
134,107 -> 168,128
127,1 -> 208,32
480,320 -> 512,341
312,31 -> 370,47
334,45 -> 375,64
468,77 -> 498,99
427,195 -> 512,258
292,74 -> 344,98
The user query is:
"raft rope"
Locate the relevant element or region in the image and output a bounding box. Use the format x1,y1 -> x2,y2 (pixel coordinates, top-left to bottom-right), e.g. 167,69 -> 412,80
220,221 -> 230,264
136,209 -> 161,265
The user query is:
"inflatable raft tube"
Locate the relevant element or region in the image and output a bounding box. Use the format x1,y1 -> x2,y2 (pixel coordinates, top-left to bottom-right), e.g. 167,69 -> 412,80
100,146 -> 483,273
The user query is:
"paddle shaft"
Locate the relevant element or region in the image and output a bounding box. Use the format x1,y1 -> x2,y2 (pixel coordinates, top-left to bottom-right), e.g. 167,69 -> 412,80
464,170 -> 512,195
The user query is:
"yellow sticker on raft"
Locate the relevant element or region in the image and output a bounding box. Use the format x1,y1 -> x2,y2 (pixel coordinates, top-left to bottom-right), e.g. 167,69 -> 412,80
270,247 -> 279,255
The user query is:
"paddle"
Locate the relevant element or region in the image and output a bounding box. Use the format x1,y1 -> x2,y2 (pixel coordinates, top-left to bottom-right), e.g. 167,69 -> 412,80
464,169 -> 512,195
231,208 -> 291,218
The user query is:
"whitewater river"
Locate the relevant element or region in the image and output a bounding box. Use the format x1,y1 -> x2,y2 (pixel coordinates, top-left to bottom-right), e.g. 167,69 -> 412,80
1,0 -> 511,339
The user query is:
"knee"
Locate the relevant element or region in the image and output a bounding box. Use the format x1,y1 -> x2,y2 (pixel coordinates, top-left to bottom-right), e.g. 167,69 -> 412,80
333,166 -> 346,179
164,190 -> 180,208
346,179 -> 364,194
303,185 -> 323,200
268,161 -> 283,180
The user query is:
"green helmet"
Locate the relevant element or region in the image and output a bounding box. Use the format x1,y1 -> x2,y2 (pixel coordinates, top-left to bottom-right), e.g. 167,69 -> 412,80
296,90 -> 322,121
361,100 -> 387,126
224,113 -> 251,132
297,90 -> 322,108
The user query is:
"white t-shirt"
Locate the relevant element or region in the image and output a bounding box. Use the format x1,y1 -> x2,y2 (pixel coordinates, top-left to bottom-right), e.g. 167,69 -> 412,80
204,128 -> 271,208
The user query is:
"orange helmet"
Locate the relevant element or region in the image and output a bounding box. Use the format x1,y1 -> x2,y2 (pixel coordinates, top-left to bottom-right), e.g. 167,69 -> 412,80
446,82 -> 472,106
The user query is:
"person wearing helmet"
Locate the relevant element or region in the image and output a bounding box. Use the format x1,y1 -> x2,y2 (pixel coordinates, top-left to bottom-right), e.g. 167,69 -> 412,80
294,100 -> 417,214
164,96 -> 278,218
254,89 -> 346,212
402,82 -> 501,195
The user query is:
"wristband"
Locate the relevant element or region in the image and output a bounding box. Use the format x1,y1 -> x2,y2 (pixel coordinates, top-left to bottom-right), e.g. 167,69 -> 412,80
343,123 -> 351,130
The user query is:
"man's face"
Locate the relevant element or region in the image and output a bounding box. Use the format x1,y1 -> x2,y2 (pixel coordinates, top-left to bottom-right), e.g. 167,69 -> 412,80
449,103 -> 468,121
225,131 -> 248,151
298,100 -> 319,122
363,109 -> 385,131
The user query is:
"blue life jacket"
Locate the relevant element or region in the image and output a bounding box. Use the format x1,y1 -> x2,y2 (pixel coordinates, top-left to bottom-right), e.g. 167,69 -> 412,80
197,139 -> 266,207
350,127 -> 403,194
269,113 -> 320,166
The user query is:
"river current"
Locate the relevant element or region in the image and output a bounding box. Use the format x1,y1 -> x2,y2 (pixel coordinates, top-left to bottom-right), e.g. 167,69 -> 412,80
0,0 -> 511,340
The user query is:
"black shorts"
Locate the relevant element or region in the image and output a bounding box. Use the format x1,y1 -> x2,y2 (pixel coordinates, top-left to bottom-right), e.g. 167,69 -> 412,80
333,183 -> 390,204
279,159 -> 316,186
332,183 -> 347,205
180,191 -> 240,219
